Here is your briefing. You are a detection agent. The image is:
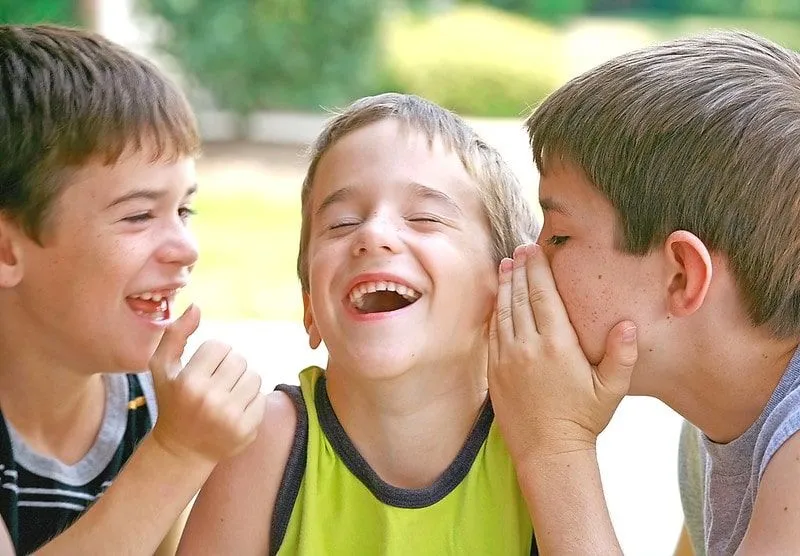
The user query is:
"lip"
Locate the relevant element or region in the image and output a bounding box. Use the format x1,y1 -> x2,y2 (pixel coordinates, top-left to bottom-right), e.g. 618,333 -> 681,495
126,282 -> 188,299
342,272 -> 422,321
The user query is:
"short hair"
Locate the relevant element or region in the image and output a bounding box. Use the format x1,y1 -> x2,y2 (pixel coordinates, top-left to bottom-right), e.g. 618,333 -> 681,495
297,92 -> 539,293
527,30 -> 800,337
0,24 -> 200,239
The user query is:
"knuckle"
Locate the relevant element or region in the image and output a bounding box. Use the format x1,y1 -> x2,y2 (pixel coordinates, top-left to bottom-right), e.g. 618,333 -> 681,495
497,306 -> 513,323
528,286 -> 547,306
511,289 -> 530,308
198,339 -> 232,358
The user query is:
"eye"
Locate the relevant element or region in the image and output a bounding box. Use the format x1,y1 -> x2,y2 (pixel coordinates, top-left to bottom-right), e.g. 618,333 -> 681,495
329,220 -> 360,230
179,206 -> 197,222
546,235 -> 570,246
407,214 -> 443,224
122,212 -> 153,223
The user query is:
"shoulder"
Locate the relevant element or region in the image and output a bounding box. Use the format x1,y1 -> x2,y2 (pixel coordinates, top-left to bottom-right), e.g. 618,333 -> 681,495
758,374 -> 800,480
738,429 -> 800,553
177,388 -> 300,555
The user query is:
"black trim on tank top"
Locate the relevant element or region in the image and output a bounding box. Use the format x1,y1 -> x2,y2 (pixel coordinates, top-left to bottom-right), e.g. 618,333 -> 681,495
315,374 -> 495,509
269,384 -> 308,556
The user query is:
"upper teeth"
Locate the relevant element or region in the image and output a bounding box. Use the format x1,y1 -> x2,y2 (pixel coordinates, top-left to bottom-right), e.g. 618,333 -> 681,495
130,291 -> 170,302
348,281 -> 420,305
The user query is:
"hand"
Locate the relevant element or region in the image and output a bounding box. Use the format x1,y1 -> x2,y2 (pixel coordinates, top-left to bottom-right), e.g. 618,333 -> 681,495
149,304 -> 267,465
488,244 -> 638,462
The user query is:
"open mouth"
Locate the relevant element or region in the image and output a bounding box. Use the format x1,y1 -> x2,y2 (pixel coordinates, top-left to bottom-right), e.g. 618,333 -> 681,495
348,280 -> 420,314
126,289 -> 180,322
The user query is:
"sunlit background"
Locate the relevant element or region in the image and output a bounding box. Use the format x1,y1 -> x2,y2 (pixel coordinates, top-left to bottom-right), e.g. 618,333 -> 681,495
4,1 -> 798,553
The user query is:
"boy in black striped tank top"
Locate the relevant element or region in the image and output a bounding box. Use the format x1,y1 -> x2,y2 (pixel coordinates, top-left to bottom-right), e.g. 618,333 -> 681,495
0,25 -> 266,555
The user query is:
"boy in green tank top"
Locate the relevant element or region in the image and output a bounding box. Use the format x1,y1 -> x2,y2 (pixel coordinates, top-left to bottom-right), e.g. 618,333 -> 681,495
179,94 -> 540,554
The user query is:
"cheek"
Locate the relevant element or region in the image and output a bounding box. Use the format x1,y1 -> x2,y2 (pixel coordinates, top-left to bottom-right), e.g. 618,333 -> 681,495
550,255 -> 619,363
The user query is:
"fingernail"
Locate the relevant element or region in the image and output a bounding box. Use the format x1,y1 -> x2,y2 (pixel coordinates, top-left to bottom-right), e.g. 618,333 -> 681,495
622,326 -> 637,343
499,258 -> 513,274
526,243 -> 540,256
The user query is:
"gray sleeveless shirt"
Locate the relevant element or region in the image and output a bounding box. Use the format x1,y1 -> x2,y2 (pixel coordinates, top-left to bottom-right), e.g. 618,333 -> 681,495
678,346 -> 800,555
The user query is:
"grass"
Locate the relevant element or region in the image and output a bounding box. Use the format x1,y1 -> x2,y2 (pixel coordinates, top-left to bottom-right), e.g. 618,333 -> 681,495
182,185 -> 305,322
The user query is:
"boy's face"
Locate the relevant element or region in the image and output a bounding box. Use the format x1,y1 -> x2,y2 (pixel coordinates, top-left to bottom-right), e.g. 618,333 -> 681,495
303,119 -> 497,377
538,160 -> 664,388
5,148 -> 198,372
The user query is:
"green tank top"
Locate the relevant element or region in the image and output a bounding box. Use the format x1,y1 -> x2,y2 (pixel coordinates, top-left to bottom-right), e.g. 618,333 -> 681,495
271,367 -> 536,555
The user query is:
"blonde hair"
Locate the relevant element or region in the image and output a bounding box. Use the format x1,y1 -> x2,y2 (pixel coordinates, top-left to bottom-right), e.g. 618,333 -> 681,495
297,92 -> 538,293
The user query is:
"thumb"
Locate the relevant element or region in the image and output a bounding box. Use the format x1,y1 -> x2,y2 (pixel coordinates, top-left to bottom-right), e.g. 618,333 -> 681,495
149,304 -> 201,389
594,321 -> 637,404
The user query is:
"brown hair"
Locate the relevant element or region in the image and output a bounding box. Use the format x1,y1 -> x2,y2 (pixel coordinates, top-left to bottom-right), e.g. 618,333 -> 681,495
0,24 -> 200,239
297,92 -> 539,292
527,30 -> 800,337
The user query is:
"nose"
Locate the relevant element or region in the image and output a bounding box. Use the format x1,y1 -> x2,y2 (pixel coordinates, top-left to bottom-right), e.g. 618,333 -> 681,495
156,220 -> 199,268
351,212 -> 402,257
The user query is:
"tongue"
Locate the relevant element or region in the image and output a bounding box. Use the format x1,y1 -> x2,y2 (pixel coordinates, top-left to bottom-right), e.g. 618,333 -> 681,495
126,297 -> 170,319
360,291 -> 411,314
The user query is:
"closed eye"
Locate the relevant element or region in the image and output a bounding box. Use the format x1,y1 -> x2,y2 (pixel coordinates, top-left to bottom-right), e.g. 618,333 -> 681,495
329,220 -> 360,230
407,214 -> 444,224
122,212 -> 153,224
179,207 -> 197,221
545,235 -> 570,246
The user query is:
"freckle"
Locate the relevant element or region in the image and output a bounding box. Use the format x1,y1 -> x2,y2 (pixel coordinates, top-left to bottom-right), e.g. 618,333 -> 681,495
597,274 -> 602,279
784,506 -> 789,511
648,348 -> 654,353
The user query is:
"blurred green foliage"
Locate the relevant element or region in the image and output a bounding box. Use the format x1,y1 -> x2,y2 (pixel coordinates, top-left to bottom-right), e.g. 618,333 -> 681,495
0,0 -> 78,25
383,6 -> 565,117
143,0 -> 384,114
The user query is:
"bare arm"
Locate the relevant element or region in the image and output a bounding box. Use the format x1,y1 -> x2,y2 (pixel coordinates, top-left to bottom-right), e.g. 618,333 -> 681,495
675,523 -> 695,556
488,244 -> 637,554
0,519 -> 13,556
177,390 -> 297,555
31,305 -> 265,556
154,501 -> 194,556
736,431 -> 800,554
34,437 -> 212,556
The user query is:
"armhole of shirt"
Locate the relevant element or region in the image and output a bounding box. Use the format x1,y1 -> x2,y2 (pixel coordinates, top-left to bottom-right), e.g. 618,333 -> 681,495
269,384 -> 308,556
136,372 -> 158,425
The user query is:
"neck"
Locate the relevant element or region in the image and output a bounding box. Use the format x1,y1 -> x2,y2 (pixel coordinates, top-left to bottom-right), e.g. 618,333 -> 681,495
0,315 -> 106,464
325,352 -> 489,489
662,330 -> 798,444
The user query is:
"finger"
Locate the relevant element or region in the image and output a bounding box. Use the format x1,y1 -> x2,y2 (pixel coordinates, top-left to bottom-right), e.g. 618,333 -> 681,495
510,244 -> 537,339
524,243 -> 572,336
208,350 -> 249,391
593,321 -> 637,404
182,339 -> 232,379
150,304 -> 201,389
239,393 -> 268,441
496,257 -> 515,342
230,371 -> 263,408
488,310 -> 499,369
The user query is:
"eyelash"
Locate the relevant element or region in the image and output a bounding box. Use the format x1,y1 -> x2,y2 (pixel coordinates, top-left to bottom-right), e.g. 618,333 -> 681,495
123,207 -> 197,224
546,235 -> 570,246
408,215 -> 442,224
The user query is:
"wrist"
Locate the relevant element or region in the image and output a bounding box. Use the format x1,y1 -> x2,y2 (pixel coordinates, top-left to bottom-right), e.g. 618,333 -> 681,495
145,430 -> 217,479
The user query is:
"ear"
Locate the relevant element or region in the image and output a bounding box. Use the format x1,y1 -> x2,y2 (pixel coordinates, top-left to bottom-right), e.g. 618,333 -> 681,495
302,291 -> 322,350
663,230 -> 712,317
0,213 -> 24,288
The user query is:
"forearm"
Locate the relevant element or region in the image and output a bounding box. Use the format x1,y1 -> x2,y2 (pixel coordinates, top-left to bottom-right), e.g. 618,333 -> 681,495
34,435 -> 214,556
518,448 -> 622,555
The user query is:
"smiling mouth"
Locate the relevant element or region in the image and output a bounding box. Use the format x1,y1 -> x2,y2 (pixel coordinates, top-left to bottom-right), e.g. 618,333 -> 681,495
126,290 -> 179,322
348,281 -> 420,314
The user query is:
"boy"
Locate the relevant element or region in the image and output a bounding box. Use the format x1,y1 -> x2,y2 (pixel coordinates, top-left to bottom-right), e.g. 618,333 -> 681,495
0,24 -> 265,555
178,93 -> 540,554
488,31 -> 800,555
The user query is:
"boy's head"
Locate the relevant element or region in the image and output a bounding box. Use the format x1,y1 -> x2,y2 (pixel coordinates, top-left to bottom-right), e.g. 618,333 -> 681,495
527,31 -> 800,387
0,24 -> 200,372
297,93 -> 538,374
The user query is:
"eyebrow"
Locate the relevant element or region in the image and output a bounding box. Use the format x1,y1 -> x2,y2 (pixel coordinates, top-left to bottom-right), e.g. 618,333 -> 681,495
409,182 -> 463,216
539,196 -> 572,216
315,186 -> 355,218
106,184 -> 198,209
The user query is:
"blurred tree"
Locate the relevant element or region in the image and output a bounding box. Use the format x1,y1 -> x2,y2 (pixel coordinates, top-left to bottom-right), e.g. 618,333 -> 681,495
143,0 -> 384,114
0,0 -> 80,25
